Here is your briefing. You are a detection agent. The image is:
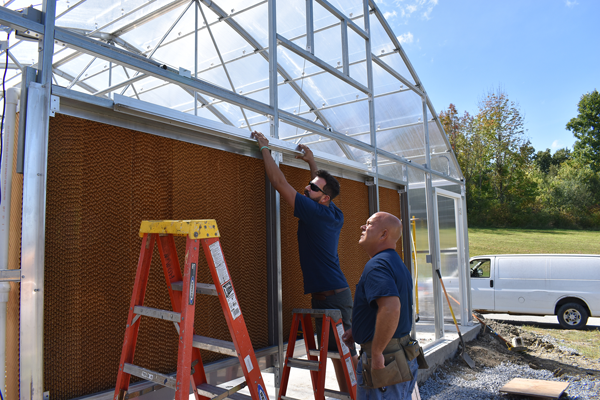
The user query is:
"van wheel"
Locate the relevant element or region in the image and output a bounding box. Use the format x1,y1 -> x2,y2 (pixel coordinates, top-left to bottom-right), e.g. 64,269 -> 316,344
557,303 -> 588,329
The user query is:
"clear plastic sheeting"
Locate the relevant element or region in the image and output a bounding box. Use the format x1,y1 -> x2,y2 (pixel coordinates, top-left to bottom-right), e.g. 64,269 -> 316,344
0,0 -> 465,185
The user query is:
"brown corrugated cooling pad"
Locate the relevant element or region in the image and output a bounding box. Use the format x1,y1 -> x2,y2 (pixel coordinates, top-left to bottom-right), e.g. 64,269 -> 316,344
44,114 -> 267,399
279,166 -> 371,336
6,114 -> 22,400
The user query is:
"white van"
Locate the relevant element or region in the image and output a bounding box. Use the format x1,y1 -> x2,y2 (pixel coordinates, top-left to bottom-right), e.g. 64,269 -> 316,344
469,254 -> 600,329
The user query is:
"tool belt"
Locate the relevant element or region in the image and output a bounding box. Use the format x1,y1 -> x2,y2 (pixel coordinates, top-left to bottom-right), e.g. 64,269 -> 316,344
310,287 -> 348,301
360,335 -> 429,389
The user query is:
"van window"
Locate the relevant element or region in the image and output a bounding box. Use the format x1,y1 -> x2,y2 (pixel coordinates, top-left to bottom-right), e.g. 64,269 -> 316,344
470,259 -> 490,278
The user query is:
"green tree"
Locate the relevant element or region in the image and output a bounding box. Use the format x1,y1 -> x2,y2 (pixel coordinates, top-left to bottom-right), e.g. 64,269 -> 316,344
566,89 -> 600,172
476,89 -> 532,206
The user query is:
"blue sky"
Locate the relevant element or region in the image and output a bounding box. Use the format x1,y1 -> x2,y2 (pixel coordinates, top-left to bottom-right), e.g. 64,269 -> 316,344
377,0 -> 600,154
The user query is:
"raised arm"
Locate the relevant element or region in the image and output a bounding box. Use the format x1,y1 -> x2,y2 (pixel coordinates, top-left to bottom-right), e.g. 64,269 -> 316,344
252,131 -> 298,207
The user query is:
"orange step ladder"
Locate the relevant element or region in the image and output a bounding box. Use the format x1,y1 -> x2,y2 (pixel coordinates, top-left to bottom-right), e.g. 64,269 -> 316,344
278,309 -> 357,400
114,220 -> 269,400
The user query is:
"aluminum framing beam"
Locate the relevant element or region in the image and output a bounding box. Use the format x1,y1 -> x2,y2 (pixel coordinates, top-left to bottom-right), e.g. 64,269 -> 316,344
306,0 -> 314,54
364,0 -> 379,211
371,53 -> 424,98
276,34 -> 370,95
315,0 -> 368,39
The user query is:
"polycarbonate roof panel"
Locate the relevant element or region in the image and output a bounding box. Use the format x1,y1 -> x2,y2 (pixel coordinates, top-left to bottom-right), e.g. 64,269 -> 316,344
0,0 -> 463,182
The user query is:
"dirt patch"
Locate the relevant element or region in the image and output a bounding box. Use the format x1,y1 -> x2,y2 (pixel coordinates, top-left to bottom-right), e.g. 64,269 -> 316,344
456,314 -> 600,379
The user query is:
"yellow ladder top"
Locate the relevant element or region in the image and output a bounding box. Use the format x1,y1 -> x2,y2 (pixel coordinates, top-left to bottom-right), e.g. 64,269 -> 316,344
139,220 -> 220,239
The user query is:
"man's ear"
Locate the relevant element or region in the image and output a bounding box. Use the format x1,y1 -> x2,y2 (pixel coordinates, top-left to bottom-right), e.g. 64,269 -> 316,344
380,229 -> 388,240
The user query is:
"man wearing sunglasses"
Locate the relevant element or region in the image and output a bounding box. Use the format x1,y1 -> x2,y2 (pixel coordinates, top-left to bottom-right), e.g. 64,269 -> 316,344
252,131 -> 357,393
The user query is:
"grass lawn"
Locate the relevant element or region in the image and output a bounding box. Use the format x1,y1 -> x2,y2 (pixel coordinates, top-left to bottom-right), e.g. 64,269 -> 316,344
468,228 -> 600,257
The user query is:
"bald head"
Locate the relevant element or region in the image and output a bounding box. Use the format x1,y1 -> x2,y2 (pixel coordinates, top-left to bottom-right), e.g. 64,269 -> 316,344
358,212 -> 403,258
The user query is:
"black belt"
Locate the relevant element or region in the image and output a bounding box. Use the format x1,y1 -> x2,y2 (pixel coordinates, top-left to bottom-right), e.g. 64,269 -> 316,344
311,287 -> 348,301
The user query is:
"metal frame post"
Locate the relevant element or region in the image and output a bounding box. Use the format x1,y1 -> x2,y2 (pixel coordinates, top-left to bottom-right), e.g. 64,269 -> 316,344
266,0 -> 283,395
20,2 -> 56,399
305,0 -> 314,54
461,185 -> 472,325
423,98 -> 444,340
363,0 -> 378,212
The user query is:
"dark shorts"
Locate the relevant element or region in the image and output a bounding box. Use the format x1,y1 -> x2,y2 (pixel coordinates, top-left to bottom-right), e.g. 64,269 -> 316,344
311,287 -> 357,357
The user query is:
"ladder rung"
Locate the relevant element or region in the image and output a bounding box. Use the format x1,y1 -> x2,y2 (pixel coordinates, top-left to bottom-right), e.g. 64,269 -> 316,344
324,389 -> 352,400
196,383 -> 251,400
286,357 -> 320,371
308,349 -> 341,359
192,335 -> 237,357
171,281 -> 218,296
280,396 -> 301,400
292,308 -> 342,320
133,306 -> 180,322
123,363 -> 176,390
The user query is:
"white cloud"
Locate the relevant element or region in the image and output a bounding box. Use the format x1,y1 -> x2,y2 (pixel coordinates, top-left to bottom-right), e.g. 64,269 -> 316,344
565,0 -> 578,7
551,140 -> 561,151
397,32 -> 414,44
394,0 -> 438,20
384,10 -> 397,19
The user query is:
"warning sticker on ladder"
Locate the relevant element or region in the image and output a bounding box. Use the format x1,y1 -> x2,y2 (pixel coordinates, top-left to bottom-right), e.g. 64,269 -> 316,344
222,281 -> 241,320
345,358 -> 357,386
209,241 -> 230,284
244,355 -> 253,373
336,324 -> 350,355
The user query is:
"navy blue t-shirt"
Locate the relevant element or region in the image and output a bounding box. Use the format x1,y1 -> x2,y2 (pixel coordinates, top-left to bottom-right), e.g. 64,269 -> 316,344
294,192 -> 348,294
352,249 -> 413,344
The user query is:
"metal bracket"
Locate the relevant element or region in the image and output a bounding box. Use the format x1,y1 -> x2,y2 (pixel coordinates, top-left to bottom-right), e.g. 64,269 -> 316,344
0,269 -> 22,282
364,178 -> 376,187
49,95 -> 60,117
178,67 -> 192,79
0,41 -> 8,51
426,254 -> 432,264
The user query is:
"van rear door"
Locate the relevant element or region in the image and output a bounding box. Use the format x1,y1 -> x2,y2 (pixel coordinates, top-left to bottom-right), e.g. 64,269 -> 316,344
470,257 -> 495,311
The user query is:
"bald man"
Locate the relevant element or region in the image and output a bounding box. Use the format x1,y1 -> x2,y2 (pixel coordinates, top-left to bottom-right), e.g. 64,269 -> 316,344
343,212 -> 418,399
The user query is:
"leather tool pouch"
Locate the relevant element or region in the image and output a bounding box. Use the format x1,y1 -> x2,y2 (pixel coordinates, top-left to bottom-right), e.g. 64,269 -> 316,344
403,340 -> 429,370
362,349 -> 413,389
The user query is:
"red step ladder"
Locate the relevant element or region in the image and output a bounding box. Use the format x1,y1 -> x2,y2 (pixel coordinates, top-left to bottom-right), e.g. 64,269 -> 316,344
278,309 -> 357,400
114,220 -> 269,400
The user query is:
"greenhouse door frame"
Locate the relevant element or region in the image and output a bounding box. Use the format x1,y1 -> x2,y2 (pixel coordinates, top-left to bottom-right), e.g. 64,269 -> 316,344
432,188 -> 471,327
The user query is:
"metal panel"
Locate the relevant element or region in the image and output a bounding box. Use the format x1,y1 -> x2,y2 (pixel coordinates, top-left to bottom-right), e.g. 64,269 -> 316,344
20,82 -> 50,400
16,67 -> 38,174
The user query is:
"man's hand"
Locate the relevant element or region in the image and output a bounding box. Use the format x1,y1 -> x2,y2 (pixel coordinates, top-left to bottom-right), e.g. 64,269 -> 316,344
295,144 -> 318,179
342,328 -> 354,348
371,353 -> 385,370
252,130 -> 269,149
295,144 -> 314,162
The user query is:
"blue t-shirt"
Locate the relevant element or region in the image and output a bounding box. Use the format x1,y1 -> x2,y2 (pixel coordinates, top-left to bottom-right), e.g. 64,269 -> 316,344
351,249 -> 413,345
294,192 -> 348,294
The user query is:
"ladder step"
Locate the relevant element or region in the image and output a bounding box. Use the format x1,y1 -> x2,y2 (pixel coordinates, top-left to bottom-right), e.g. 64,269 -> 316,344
280,396 -> 301,400
171,281 -> 218,296
292,308 -> 342,320
133,306 -> 180,322
196,383 -> 251,400
324,389 -> 352,400
308,349 -> 341,359
192,335 -> 237,357
286,357 -> 320,371
123,363 -> 176,390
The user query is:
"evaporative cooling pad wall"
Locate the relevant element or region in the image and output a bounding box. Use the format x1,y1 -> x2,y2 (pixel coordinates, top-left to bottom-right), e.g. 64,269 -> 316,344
44,114 -> 268,399
279,166 -> 371,335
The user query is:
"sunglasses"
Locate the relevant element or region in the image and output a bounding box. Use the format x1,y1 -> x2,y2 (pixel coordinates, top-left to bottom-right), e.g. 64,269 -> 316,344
309,182 -> 328,196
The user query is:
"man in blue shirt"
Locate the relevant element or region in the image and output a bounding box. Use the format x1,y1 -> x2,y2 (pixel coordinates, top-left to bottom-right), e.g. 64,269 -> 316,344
343,212 -> 418,399
252,131 -> 357,393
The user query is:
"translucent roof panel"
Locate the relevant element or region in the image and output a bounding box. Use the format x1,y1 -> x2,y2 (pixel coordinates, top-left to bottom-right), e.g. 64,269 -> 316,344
0,0 -> 464,182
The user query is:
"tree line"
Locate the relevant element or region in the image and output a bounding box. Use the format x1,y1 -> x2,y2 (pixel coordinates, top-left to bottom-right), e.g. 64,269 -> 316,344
439,88 -> 600,229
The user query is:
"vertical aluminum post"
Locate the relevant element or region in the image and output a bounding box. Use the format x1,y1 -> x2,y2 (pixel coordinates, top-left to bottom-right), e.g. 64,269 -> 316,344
194,0 -> 199,116
266,0 -> 283,395
21,2 -> 56,399
423,99 -> 443,340
454,195 -> 468,326
461,185 -> 472,325
363,0 -> 378,211
305,0 -> 314,54
341,19 -> 349,76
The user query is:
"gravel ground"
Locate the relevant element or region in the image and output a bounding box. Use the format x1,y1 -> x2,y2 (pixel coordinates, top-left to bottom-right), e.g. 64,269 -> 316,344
419,361 -> 600,399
